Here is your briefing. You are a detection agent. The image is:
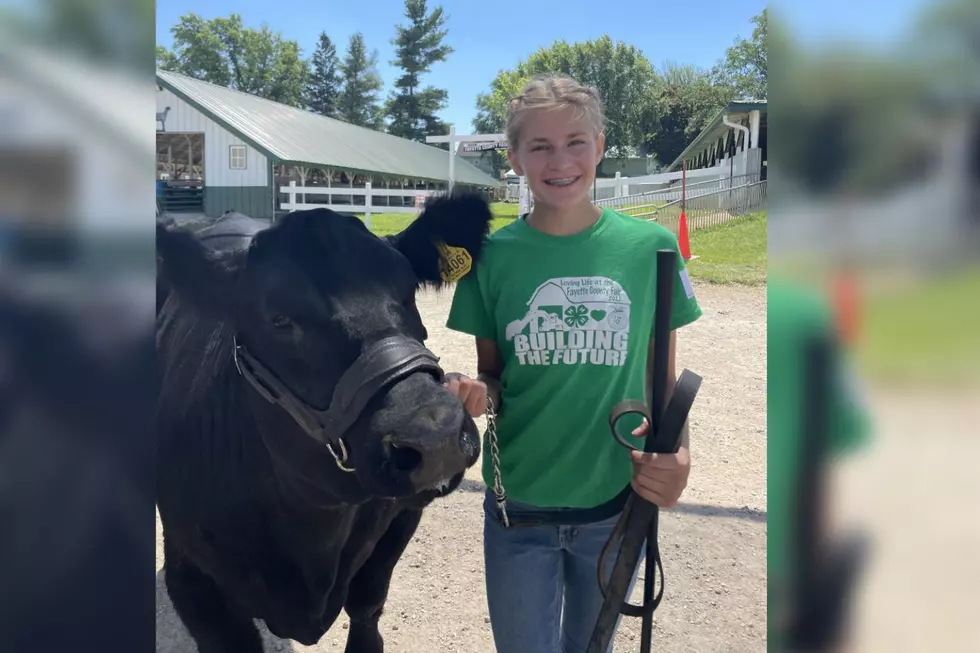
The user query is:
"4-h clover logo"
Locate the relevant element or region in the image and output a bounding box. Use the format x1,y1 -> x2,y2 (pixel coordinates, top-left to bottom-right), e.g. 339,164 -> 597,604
564,304 -> 590,328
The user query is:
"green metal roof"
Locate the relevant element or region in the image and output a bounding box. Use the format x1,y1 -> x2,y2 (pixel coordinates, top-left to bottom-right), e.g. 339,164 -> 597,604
666,100 -> 767,171
156,70 -> 502,187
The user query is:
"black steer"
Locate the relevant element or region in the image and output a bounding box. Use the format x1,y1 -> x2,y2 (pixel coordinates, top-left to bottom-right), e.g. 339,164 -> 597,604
156,194 -> 492,652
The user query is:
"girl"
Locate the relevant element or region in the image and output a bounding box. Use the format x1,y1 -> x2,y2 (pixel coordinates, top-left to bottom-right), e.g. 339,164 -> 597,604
445,74 -> 703,653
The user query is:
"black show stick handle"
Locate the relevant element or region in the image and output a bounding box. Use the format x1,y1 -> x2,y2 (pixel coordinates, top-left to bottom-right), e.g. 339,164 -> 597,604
587,249 -> 687,653
648,249 -> 676,453
639,249 -> 677,653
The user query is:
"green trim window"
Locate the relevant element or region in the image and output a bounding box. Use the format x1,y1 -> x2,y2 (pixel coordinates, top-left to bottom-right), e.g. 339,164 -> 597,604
229,144 -> 247,170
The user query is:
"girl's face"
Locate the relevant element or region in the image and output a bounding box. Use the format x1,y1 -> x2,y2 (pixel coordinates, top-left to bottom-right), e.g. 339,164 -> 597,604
508,105 -> 605,211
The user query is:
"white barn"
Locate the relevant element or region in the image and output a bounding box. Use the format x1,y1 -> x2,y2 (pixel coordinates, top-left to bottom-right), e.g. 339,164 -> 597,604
155,70 -> 501,220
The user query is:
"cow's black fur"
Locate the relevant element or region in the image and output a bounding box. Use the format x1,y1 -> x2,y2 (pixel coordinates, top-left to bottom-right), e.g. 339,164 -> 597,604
156,193 -> 492,652
0,277 -> 155,650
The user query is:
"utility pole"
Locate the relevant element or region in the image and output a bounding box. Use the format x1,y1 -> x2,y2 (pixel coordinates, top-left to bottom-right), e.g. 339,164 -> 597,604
426,126 -> 508,194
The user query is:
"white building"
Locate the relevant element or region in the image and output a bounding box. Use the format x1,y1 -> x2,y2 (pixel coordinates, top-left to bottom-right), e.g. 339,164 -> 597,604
156,70 -> 500,220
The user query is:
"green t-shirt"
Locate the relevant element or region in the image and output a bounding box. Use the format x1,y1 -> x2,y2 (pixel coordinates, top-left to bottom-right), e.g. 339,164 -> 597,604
766,278 -> 872,646
446,208 -> 703,510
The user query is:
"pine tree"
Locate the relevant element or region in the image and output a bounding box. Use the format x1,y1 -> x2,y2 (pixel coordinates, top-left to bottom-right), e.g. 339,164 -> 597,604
385,0 -> 454,141
337,32 -> 384,129
306,31 -> 342,117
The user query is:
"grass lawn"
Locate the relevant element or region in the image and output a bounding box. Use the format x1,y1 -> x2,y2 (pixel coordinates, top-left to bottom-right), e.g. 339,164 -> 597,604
360,204 -> 767,286
854,265 -> 980,386
684,211 -> 767,285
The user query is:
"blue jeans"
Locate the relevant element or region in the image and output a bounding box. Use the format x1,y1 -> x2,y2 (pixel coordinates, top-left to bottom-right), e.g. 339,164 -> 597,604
482,489 -> 644,653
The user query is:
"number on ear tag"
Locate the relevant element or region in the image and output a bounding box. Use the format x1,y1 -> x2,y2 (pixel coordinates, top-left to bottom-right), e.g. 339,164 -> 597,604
435,241 -> 472,283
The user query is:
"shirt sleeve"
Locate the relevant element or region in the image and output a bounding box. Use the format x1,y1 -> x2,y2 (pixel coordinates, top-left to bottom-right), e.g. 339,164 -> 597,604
829,353 -> 873,456
667,237 -> 703,331
446,267 -> 497,341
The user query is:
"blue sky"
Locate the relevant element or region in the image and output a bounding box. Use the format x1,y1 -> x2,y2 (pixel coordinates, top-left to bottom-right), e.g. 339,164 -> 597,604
156,0 -> 932,131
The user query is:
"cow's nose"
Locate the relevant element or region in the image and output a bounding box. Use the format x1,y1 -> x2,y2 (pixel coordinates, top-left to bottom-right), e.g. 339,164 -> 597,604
382,401 -> 467,486
381,437 -> 423,473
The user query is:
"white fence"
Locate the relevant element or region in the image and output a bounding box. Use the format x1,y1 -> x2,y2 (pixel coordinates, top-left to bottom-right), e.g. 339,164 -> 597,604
596,173 -> 762,214
504,165 -> 732,202
281,149 -> 763,222
280,181 -> 431,224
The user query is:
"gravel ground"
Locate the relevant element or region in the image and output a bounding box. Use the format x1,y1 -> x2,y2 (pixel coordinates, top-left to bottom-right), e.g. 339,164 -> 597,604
156,281 -> 767,653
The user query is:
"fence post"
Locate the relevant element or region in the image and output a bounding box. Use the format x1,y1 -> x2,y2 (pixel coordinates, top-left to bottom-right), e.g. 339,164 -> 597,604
518,176 -> 530,215
615,171 -> 623,198
287,180 -> 296,211
364,181 -> 372,229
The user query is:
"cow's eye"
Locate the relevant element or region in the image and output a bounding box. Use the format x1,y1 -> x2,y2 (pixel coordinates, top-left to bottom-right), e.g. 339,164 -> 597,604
271,315 -> 293,329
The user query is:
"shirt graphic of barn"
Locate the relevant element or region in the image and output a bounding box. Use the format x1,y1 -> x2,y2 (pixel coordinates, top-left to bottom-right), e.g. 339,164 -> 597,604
504,276 -> 632,367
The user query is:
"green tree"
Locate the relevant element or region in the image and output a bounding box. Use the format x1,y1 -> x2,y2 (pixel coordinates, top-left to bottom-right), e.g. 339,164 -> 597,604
760,3 -> 941,197
385,0 -> 455,141
638,10 -> 769,168
914,0 -> 980,97
156,44 -> 178,71
640,62 -> 733,167
338,32 -> 385,129
306,32 -> 342,117
712,9 -> 768,100
472,36 -> 656,157
156,13 -> 308,107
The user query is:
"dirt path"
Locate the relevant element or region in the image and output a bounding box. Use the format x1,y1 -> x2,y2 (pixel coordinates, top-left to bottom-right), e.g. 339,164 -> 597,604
156,281 -> 767,653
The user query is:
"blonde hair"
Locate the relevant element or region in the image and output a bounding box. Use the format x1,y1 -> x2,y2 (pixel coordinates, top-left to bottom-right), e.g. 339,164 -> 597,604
505,74 -> 606,150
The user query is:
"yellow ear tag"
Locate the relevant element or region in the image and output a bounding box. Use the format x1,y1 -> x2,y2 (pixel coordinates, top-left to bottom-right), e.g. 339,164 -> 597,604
435,241 -> 472,283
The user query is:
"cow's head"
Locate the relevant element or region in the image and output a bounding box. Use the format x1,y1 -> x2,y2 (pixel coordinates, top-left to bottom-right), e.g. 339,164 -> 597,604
156,193 -> 492,499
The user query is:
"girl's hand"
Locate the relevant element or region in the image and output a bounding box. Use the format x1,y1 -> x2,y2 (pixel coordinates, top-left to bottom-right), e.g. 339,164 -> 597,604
443,372 -> 487,418
629,420 -> 690,508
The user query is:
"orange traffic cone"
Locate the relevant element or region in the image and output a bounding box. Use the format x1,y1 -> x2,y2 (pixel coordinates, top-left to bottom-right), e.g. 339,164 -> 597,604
832,272 -> 860,345
678,210 -> 693,261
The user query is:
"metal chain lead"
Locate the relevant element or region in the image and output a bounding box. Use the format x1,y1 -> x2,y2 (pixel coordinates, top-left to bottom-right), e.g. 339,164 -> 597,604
326,440 -> 354,473
485,393 -> 509,527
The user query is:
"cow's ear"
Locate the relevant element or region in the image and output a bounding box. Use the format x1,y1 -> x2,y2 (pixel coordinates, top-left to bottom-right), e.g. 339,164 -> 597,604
387,192 -> 493,288
156,221 -> 240,316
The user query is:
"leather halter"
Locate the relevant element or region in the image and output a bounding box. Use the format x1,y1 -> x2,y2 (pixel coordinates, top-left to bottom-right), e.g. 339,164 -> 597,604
233,335 -> 444,472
